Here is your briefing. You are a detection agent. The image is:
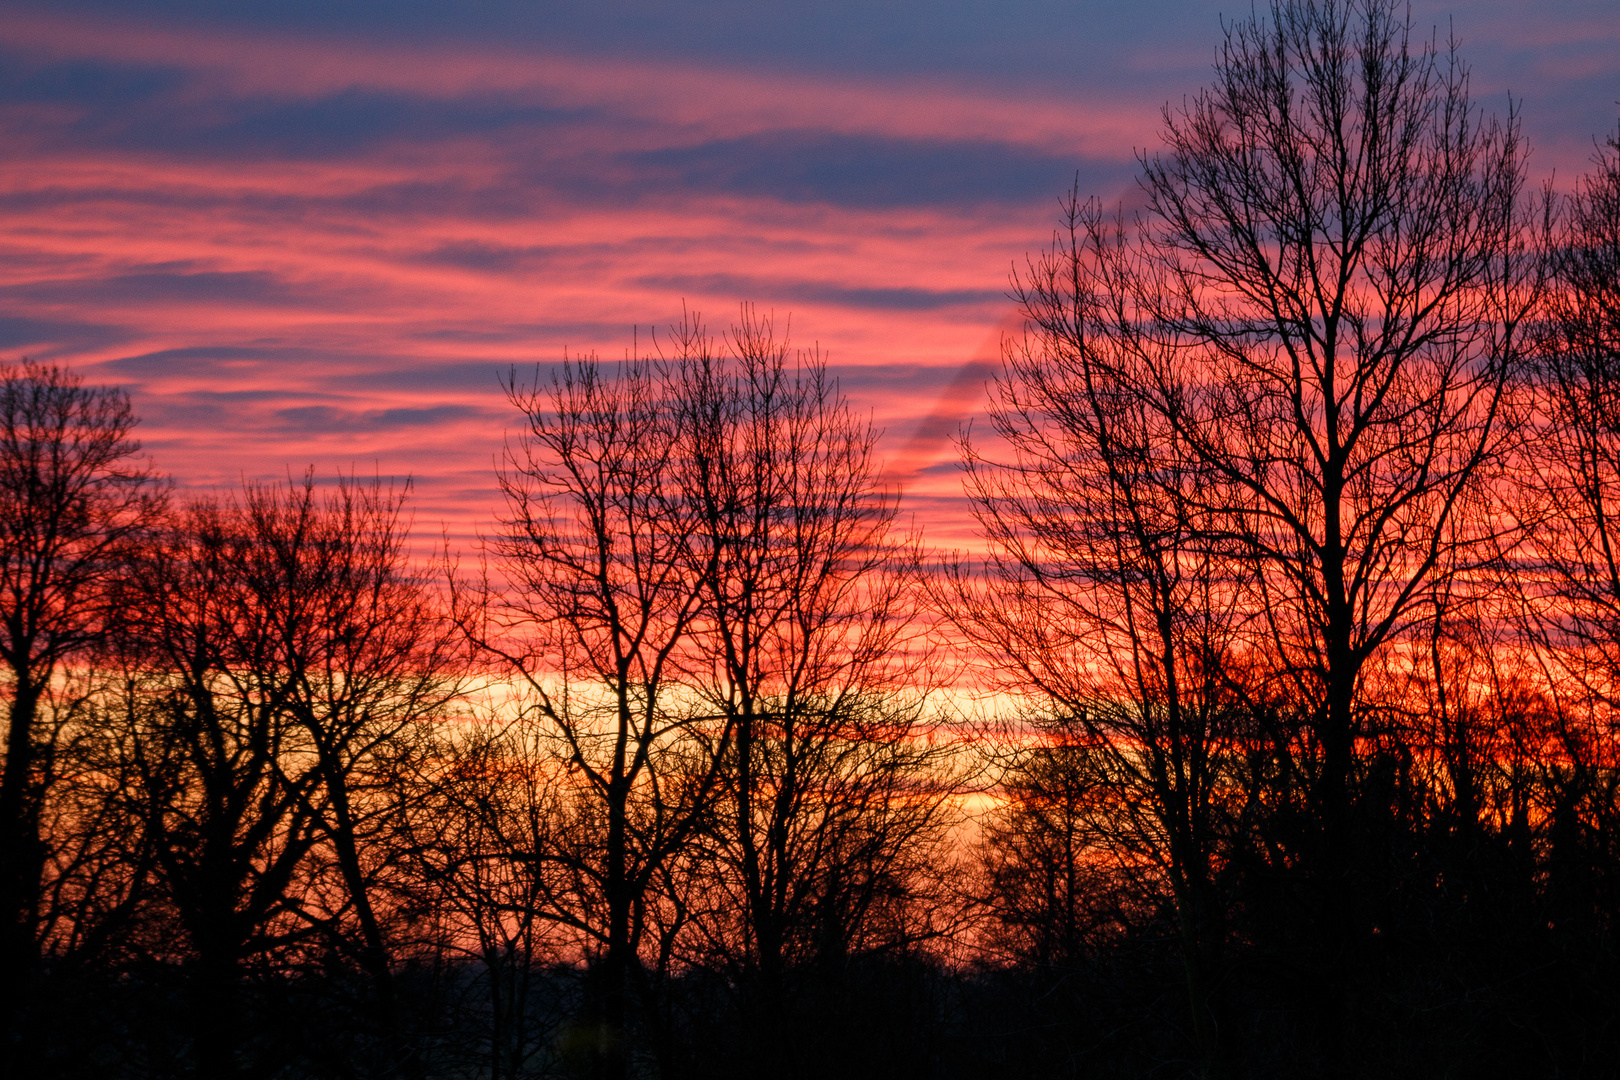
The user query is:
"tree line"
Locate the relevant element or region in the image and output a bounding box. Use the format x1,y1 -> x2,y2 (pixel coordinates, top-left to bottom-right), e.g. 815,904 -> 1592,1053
3,1 -> 1620,1077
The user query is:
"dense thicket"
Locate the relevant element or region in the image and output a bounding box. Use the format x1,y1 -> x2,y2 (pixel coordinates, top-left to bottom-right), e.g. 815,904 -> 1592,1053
4,2 -> 1620,1078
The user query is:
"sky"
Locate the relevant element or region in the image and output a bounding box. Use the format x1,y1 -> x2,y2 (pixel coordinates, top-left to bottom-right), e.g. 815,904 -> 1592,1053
1,0 -> 1616,550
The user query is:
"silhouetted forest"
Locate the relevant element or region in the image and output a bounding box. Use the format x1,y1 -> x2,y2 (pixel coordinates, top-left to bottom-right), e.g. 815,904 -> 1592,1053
3,2 -> 1620,1077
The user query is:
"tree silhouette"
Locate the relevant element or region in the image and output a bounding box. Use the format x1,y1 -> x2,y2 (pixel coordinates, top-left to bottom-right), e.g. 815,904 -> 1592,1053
117,474 -> 459,1078
954,0 -> 1543,1071
947,192 -> 1250,1074
669,307 -> 953,1076
10,7 -> 1620,1071
473,341 -> 728,1080
0,362 -> 164,1074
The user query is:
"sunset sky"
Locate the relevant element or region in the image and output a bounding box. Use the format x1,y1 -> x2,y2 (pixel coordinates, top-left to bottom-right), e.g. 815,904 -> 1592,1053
2,0 -> 1616,549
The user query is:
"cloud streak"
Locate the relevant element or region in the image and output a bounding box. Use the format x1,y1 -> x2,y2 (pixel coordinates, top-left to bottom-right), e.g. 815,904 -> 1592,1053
0,2 -> 1612,547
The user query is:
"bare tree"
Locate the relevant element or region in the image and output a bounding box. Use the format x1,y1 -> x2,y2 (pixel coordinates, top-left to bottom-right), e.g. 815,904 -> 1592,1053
1525,124 -> 1620,699
121,474 -> 458,1078
974,732 -> 1146,977
475,344 -> 727,1080
238,474 -> 467,1074
121,495 -> 327,1079
1101,0 -> 1533,1064
0,361 -> 164,1070
1518,122 -> 1620,949
1138,0 -> 1534,874
944,195 -> 1250,1074
955,0 -> 1540,1068
670,307 -> 953,1073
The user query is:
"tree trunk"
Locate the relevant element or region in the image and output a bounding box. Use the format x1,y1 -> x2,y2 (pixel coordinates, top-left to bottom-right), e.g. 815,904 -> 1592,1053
319,752 -> 413,1076
1319,594 -> 1357,1080
598,773 -> 631,1080
0,678 -> 41,1078
191,925 -> 241,1080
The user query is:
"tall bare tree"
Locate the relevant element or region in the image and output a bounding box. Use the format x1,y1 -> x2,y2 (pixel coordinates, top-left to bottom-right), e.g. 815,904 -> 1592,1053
1519,122 -> 1620,950
1136,0 -> 1536,892
1143,0 -> 1535,1064
0,362 -> 163,1073
959,0 -> 1541,1069
947,196 -> 1248,1074
475,344 -> 727,1080
674,309 -> 950,1062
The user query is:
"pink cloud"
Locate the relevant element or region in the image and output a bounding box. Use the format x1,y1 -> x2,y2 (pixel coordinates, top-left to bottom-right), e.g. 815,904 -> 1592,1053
0,2 -> 1609,556
0,9 -> 1156,156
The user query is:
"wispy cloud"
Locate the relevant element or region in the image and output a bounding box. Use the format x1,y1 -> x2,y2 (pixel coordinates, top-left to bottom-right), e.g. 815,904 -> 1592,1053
0,1 -> 1611,545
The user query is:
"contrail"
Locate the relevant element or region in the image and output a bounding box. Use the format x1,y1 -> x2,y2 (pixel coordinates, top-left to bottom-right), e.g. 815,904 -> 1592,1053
885,310 -> 1021,491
